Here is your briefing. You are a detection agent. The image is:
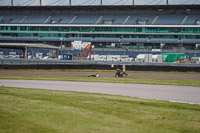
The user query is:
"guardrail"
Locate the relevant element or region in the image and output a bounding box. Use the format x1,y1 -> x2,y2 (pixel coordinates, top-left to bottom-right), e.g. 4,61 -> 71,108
0,58 -> 200,67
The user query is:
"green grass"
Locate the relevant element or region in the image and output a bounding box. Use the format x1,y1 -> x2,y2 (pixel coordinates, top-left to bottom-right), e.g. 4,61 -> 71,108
0,86 -> 200,133
0,75 -> 200,86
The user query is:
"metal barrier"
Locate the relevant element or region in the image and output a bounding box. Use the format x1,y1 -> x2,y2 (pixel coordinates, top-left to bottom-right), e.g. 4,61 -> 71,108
0,58 -> 200,67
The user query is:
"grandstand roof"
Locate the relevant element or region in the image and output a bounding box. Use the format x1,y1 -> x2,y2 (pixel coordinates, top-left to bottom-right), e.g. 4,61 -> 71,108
1,0 -> 200,6
0,43 -> 59,49
0,4 -> 200,11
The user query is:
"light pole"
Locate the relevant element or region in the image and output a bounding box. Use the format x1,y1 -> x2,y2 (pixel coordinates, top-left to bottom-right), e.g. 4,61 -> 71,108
60,38 -> 63,59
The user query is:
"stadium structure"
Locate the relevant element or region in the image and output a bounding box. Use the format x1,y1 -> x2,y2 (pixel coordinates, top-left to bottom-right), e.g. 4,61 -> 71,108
0,0 -> 200,61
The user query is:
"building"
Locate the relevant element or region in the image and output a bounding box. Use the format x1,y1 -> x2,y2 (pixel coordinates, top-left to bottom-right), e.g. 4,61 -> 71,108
0,4 -> 200,58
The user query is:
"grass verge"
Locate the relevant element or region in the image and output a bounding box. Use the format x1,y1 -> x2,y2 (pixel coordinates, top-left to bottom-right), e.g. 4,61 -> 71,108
0,86 -> 200,133
0,75 -> 200,86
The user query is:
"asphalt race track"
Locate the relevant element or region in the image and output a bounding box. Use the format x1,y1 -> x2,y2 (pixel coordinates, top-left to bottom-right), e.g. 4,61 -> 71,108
0,79 -> 200,104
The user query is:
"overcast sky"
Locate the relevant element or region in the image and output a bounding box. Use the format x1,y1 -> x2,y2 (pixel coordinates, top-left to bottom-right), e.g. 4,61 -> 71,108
0,0 -> 200,6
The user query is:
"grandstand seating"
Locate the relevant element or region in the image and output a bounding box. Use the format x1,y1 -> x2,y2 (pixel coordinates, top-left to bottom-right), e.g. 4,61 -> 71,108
15,36 -> 40,41
21,14 -> 49,24
0,13 -> 200,25
180,39 -> 200,43
67,37 -> 93,42
39,37 -> 64,41
184,14 -> 200,25
1,35 -> 200,44
121,38 -> 148,43
0,15 -> 24,24
93,37 -> 120,42
121,45 -> 153,49
72,15 -> 100,24
154,14 -> 185,25
150,38 -> 179,43
0,36 -> 15,41
0,5 -> 200,58
45,14 -> 74,24
126,14 -> 156,25
98,15 -> 128,24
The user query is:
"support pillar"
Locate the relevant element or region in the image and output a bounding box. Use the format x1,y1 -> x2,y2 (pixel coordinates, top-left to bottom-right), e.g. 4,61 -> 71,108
166,0 -> 168,5
57,49 -> 59,59
69,0 -> 72,6
40,0 -> 42,6
25,47 -> 28,59
22,47 -> 28,59
11,0 -> 14,6
100,0 -> 102,6
23,48 -> 25,59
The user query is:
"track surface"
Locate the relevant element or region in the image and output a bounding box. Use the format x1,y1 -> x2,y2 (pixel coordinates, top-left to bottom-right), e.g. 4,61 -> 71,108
1,79 -> 200,104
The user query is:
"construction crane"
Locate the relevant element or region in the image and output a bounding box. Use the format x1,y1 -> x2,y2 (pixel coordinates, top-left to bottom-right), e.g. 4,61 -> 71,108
175,58 -> 196,64
82,44 -> 92,60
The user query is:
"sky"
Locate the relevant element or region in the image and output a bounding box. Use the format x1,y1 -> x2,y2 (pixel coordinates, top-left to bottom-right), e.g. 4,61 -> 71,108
0,0 -> 200,6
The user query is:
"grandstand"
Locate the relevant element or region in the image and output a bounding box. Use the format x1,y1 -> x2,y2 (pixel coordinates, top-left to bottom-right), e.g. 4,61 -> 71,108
0,4 -> 200,59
